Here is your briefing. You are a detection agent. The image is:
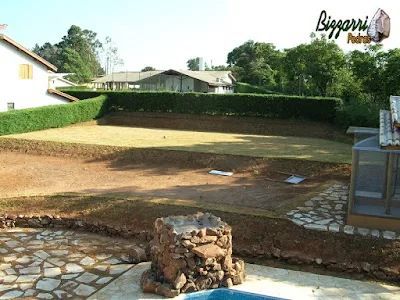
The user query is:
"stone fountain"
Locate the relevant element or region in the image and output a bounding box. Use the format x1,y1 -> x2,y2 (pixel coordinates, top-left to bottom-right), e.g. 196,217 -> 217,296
140,212 -> 245,297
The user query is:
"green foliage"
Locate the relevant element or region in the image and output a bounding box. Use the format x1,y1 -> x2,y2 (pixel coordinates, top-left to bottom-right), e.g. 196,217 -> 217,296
55,85 -> 91,91
141,66 -> 156,72
61,48 -> 92,83
61,90 -> 341,123
335,101 -> 381,129
187,58 -> 200,71
32,25 -> 104,83
283,35 -> 346,96
227,40 -> 282,88
0,95 -> 108,136
235,82 -> 279,94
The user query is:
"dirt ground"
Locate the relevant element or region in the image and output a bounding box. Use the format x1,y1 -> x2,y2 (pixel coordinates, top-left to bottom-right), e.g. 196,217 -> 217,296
0,147 -> 348,211
1,141 -> 399,284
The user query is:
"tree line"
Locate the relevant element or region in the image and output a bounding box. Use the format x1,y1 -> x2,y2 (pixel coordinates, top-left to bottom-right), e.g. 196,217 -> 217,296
187,34 -> 400,106
34,25 -> 399,107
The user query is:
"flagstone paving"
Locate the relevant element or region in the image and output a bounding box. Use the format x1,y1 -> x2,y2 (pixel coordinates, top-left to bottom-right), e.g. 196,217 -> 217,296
0,228 -> 140,299
286,183 -> 400,239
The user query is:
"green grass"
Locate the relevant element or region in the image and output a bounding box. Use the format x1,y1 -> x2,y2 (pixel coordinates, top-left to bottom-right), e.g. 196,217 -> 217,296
2,125 -> 352,163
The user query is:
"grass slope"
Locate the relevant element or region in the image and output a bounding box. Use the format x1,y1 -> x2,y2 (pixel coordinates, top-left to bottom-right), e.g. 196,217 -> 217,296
3,125 -> 352,163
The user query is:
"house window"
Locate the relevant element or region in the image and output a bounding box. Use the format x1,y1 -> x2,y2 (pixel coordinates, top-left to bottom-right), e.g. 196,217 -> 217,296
19,64 -> 33,79
7,103 -> 14,111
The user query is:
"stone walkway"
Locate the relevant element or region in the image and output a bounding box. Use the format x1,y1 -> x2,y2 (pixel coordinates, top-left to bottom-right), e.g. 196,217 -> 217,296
286,183 -> 400,239
88,262 -> 400,300
0,228 -> 141,299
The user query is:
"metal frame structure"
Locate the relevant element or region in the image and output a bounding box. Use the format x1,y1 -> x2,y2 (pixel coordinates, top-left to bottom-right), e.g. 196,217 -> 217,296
348,135 -> 400,223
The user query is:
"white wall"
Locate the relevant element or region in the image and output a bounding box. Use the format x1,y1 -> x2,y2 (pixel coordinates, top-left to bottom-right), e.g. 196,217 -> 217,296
0,42 -> 69,112
164,76 -> 194,92
50,78 -> 75,89
214,86 -> 234,94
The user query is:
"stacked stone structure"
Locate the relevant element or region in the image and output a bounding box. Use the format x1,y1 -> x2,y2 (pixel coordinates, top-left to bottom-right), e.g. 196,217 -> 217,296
140,212 -> 245,297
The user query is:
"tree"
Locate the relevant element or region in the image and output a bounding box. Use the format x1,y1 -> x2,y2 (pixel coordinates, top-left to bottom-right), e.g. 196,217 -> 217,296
32,25 -> 108,83
227,40 -> 283,88
141,66 -> 156,72
32,43 -> 62,69
59,25 -> 104,76
187,58 -> 200,71
283,34 -> 346,96
208,65 -> 231,71
102,36 -> 124,75
348,44 -> 386,103
61,48 -> 92,83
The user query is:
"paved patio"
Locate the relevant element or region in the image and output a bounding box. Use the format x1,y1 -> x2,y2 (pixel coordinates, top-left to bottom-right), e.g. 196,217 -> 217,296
89,262 -> 400,300
0,228 -> 140,299
2,228 -> 400,300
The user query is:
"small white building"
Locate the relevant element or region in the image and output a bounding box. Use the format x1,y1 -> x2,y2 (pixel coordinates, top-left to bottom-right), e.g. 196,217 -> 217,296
0,34 -> 78,112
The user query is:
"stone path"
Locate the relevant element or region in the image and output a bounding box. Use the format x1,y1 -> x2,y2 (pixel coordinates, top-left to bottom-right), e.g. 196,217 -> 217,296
0,228 -> 140,299
286,183 -> 400,239
88,262 -> 400,300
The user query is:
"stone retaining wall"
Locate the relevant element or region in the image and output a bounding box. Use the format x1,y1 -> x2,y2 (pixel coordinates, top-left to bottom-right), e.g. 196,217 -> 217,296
0,214 -> 152,241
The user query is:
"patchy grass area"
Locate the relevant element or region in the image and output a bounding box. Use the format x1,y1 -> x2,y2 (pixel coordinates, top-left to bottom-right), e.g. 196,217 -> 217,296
3,125 -> 352,163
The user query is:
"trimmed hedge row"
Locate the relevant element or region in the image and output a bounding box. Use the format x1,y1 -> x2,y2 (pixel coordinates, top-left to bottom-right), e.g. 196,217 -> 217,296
62,90 -> 342,123
0,95 -> 108,136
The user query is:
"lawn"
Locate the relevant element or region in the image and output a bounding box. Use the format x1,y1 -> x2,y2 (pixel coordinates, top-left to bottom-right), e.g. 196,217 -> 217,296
2,125 -> 352,163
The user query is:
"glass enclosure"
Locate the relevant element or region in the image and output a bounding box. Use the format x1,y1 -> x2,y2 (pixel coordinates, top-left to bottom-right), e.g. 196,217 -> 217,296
350,135 -> 400,219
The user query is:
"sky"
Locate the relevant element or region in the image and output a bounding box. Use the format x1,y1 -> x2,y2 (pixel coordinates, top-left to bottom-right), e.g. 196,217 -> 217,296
0,0 -> 399,72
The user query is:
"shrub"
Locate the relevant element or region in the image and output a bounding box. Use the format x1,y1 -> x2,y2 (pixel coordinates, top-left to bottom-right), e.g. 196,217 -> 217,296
235,82 -> 280,94
0,95 -> 108,136
335,101 -> 381,129
61,90 -> 341,123
56,85 -> 92,91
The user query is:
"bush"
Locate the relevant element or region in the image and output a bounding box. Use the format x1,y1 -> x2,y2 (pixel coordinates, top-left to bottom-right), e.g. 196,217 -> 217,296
335,101 -> 381,129
235,82 -> 280,94
61,90 -> 341,123
0,95 -> 108,136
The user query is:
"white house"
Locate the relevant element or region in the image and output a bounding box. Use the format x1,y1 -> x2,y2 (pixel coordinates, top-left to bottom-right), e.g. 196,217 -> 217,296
0,34 -> 78,112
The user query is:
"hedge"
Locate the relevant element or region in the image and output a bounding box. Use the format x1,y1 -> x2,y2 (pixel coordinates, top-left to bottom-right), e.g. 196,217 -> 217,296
235,82 -> 280,94
62,90 -> 342,123
0,95 -> 108,136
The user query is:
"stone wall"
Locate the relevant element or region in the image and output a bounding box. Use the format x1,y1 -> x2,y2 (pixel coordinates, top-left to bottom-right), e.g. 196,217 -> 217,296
0,214 -> 152,241
140,212 -> 245,298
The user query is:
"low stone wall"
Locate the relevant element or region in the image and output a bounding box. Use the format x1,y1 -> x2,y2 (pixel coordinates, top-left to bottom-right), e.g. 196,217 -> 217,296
2,213 -> 399,283
0,214 -> 152,241
141,213 -> 245,297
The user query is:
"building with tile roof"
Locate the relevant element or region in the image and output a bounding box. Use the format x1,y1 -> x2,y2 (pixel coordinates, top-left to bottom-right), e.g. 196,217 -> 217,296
92,69 -> 236,93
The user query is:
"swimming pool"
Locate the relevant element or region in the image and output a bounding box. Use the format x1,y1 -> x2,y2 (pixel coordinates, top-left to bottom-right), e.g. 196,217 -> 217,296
184,289 -> 286,300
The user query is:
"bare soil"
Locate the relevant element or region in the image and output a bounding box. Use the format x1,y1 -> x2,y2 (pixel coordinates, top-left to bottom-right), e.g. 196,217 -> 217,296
0,139 -> 399,283
0,138 -> 349,211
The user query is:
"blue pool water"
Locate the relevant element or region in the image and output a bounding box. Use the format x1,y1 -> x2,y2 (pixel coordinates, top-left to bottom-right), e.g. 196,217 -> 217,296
184,289 -> 286,300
